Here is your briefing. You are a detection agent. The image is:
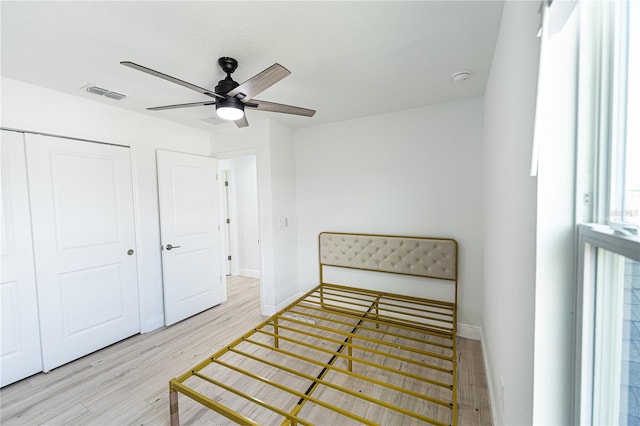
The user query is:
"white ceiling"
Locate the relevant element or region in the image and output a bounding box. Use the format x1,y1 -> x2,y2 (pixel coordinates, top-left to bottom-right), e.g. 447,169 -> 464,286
1,1 -> 504,131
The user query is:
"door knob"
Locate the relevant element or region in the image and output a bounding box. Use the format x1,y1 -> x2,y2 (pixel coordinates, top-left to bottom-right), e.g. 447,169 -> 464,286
127,249 -> 135,255
166,244 -> 181,251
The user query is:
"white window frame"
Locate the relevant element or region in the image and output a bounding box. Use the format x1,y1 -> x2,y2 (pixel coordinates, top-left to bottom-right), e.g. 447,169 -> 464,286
573,1 -> 638,423
575,224 -> 640,424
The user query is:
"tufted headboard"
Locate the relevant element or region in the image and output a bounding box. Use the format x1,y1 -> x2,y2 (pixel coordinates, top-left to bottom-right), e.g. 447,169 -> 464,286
319,232 -> 457,281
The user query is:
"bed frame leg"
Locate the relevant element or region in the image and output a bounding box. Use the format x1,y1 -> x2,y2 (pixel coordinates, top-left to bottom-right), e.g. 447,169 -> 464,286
169,385 -> 180,426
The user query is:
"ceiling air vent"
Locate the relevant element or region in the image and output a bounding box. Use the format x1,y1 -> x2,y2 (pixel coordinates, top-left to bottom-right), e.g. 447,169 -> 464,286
82,84 -> 127,100
200,116 -> 227,126
104,91 -> 126,100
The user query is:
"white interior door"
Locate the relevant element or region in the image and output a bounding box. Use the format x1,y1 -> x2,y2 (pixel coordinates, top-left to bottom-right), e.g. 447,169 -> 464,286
157,150 -> 223,326
1,131 -> 42,386
26,134 -> 140,371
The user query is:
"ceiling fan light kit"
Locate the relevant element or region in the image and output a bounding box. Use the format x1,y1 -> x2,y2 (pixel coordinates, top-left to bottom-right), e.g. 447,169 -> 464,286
120,56 -> 315,128
216,98 -> 245,121
216,105 -> 244,121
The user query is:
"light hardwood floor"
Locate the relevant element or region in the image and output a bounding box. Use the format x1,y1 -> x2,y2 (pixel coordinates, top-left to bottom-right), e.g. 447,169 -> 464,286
1,277 -> 492,425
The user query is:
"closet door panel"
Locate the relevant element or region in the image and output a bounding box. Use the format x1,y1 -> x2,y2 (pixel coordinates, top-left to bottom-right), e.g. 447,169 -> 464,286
26,134 -> 140,371
0,130 -> 42,387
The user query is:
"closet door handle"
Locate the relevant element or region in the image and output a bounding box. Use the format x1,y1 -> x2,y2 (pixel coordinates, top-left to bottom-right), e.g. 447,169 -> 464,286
165,244 -> 181,251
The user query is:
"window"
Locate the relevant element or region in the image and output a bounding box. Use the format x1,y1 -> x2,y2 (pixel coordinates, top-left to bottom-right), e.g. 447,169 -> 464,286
592,248 -> 639,424
575,1 -> 640,424
578,227 -> 640,424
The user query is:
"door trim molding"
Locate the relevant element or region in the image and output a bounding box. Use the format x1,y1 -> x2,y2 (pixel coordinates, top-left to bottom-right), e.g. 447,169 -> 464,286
1,127 -> 129,148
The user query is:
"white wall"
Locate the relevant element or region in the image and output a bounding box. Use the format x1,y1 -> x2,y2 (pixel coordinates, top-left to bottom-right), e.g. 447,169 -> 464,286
269,122 -> 299,304
1,77 -> 212,332
294,97 -> 484,328
482,2 -> 540,424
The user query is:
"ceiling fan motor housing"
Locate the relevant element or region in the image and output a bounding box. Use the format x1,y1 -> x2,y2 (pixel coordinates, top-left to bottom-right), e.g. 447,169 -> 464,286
215,77 -> 239,97
215,75 -> 244,117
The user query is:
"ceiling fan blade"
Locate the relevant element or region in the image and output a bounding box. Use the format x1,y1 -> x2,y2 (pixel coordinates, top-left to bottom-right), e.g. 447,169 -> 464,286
234,115 -> 249,128
146,101 -> 216,111
121,61 -> 223,99
245,99 -> 316,117
226,63 -> 290,102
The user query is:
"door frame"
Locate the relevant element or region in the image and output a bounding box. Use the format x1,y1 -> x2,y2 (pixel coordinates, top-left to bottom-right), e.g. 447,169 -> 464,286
214,148 -> 264,311
220,168 -> 239,277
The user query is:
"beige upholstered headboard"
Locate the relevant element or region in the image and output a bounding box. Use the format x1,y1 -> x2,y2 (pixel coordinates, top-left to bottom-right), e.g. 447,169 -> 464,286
319,232 -> 457,281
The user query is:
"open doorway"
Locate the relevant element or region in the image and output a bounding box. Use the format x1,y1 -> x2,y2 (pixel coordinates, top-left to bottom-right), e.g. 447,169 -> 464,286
218,155 -> 261,307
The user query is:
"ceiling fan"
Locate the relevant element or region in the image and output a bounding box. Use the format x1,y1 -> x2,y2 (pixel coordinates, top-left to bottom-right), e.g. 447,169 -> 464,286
120,57 -> 316,128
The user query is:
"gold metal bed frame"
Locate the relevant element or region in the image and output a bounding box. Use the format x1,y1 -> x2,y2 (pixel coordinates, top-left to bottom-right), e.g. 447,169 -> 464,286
169,232 -> 458,425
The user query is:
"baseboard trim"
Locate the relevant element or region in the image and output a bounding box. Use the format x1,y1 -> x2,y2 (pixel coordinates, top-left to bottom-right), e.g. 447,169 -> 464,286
457,324 -> 496,424
479,327 -> 498,425
239,268 -> 260,279
457,323 -> 482,340
262,292 -> 303,316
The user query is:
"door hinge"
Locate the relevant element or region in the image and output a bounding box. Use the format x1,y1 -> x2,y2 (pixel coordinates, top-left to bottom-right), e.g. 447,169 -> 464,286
225,180 -> 229,187
226,218 -> 230,224
227,255 -> 232,261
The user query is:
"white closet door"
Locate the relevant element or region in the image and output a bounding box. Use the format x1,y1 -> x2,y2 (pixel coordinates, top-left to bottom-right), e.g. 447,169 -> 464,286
1,131 -> 42,386
157,150 -> 222,326
26,134 -> 140,371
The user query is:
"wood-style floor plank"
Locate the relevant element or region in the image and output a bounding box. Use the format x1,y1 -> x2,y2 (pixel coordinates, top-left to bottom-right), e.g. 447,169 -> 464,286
1,277 -> 492,425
